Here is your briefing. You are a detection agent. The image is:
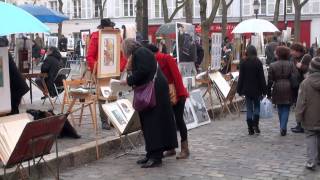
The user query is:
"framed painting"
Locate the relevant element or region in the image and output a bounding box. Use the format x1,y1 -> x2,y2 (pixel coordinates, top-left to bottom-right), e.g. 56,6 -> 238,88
80,29 -> 91,46
98,29 -> 121,78
189,89 -> 211,127
0,48 -> 11,114
47,36 -> 58,48
183,98 -> 198,130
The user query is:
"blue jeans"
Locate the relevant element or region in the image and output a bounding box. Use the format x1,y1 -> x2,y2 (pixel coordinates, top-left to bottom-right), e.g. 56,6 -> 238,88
277,104 -> 291,130
246,97 -> 260,120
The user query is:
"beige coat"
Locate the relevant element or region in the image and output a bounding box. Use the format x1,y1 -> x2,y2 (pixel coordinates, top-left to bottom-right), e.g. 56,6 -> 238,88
296,72 -> 320,130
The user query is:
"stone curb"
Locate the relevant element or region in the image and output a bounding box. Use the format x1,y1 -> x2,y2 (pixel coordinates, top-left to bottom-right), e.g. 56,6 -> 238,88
0,98 -> 244,179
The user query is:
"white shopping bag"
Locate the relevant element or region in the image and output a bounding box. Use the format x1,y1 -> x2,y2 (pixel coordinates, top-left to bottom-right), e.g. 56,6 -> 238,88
260,97 -> 273,119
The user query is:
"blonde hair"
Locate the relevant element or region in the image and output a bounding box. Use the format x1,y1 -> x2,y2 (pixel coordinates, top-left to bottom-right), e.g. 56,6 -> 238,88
121,38 -> 141,58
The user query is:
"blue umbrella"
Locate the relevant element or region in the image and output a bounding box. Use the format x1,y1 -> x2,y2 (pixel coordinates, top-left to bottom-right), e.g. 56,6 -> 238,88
19,4 -> 69,23
0,2 -> 50,36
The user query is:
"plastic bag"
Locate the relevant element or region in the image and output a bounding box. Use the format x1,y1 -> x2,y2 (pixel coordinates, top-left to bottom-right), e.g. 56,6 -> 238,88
260,97 -> 273,119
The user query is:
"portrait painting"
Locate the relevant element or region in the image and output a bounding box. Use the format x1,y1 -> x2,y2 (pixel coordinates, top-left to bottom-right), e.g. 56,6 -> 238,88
80,29 -> 90,46
183,99 -> 198,130
176,22 -> 196,63
0,57 -> 3,87
189,90 -> 211,126
98,29 -> 121,78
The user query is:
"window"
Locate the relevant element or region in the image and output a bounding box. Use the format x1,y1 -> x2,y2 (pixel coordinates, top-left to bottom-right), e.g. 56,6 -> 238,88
243,0 -> 252,16
123,0 -> 134,17
73,0 -> 81,18
218,2 -> 223,16
115,0 -> 120,17
94,0 -> 100,18
193,0 -> 200,18
260,0 -> 266,15
154,0 -> 162,18
49,0 -> 58,11
286,0 -> 293,14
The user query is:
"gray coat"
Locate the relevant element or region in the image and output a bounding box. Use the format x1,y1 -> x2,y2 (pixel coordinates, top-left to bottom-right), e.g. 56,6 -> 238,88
296,72 -> 320,130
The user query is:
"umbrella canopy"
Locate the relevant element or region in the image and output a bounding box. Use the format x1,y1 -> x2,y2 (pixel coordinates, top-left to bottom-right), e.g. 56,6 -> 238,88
19,4 -> 69,23
0,2 -> 50,36
232,19 -> 279,34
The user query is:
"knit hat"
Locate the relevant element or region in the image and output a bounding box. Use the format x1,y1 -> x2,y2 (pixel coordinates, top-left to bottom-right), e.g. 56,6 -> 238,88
309,57 -> 320,73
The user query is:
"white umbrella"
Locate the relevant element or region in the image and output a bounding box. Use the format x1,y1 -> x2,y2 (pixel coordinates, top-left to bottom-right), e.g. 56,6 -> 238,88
232,19 -> 279,34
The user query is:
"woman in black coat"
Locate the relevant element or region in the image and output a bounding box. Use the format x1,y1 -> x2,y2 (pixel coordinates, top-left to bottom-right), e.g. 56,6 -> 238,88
121,39 -> 178,168
237,45 -> 267,135
36,46 -> 64,97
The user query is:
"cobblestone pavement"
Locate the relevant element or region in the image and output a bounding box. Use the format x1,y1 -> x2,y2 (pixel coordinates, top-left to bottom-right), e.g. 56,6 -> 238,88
44,112 -> 320,180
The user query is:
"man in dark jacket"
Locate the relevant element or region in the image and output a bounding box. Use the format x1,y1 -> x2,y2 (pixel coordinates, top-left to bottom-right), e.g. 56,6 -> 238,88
296,57 -> 320,170
36,46 -> 64,98
0,36 -> 29,115
58,35 -> 68,52
177,23 -> 196,63
265,36 -> 278,65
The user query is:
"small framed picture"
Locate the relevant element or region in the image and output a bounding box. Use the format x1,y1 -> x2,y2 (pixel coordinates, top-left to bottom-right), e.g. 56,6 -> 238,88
80,29 -> 91,46
47,36 -> 58,47
98,29 -> 121,78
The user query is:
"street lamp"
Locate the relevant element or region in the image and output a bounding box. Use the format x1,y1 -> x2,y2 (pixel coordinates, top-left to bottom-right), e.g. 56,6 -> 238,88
253,0 -> 260,19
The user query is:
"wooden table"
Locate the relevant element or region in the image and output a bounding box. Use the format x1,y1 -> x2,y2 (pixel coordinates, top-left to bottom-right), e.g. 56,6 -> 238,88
22,73 -> 54,109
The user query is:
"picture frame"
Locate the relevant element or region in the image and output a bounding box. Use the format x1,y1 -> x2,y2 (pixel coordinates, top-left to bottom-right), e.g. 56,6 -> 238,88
47,36 -> 58,48
80,29 -> 91,46
209,72 -> 231,99
0,48 -> 11,114
183,98 -> 198,130
176,22 -> 196,63
98,29 -> 121,78
189,89 -> 211,127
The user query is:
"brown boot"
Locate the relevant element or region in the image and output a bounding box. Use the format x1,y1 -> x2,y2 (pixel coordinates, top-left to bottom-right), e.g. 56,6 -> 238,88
176,140 -> 190,159
163,149 -> 176,157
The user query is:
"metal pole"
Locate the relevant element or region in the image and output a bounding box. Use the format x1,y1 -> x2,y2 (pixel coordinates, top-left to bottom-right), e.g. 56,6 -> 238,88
256,12 -> 258,19
284,0 -> 288,29
142,0 -> 149,45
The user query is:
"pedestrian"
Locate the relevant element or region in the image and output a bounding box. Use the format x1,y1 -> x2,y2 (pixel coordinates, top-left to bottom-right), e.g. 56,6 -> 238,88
146,44 -> 190,159
35,46 -> 65,99
265,36 -> 279,65
34,33 -> 43,48
237,45 -> 267,135
86,18 -> 127,130
32,40 -> 41,65
295,57 -> 320,170
120,39 -> 178,168
58,34 -> 68,52
290,43 -> 312,133
160,40 -> 167,54
267,46 -> 299,136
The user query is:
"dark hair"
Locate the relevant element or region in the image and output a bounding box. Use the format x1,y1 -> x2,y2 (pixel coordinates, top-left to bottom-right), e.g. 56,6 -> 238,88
290,43 -> 305,53
316,48 -> 320,57
146,44 -> 159,53
272,36 -> 278,42
0,36 -> 9,47
276,46 -> 291,60
177,23 -> 184,28
121,25 -> 127,40
245,45 -> 257,60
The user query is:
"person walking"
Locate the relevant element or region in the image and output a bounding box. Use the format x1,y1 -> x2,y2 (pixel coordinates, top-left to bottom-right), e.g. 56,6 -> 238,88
267,46 -> 298,136
295,57 -> 320,170
146,44 -> 190,159
237,45 -> 267,135
265,36 -> 279,65
120,39 -> 178,168
290,43 -> 312,133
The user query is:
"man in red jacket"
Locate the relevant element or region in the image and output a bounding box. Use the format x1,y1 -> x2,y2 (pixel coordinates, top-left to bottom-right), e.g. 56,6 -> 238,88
87,18 -> 127,130
147,44 -> 190,159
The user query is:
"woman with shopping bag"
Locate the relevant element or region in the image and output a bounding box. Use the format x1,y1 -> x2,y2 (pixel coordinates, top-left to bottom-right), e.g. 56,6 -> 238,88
237,45 -> 267,135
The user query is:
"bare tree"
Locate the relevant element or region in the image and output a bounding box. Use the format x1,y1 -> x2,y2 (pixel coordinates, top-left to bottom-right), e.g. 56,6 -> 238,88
273,0 -> 281,26
97,0 -> 108,19
293,0 -> 309,42
185,0 -> 193,23
199,0 -> 220,68
162,0 -> 187,23
57,0 -> 63,39
135,0 -> 143,34
221,0 -> 233,41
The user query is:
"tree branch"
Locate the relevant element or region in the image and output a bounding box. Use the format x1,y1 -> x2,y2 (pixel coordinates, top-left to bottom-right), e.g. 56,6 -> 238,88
227,0 -> 233,8
168,0 -> 187,22
300,0 -> 309,7
162,0 -> 169,22
207,0 -> 220,23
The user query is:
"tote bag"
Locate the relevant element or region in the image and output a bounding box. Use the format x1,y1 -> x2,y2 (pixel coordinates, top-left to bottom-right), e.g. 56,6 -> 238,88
260,97 -> 273,119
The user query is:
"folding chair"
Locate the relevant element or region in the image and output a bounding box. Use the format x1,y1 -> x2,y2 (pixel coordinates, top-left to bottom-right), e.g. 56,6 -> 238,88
53,68 -> 72,104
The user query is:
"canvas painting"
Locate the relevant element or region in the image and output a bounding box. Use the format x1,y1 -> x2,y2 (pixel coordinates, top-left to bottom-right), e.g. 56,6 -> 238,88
117,99 -> 135,121
179,62 -> 197,77
176,22 -> 196,63
80,30 -> 90,46
0,57 -> 3,87
189,89 -> 211,126
98,30 -> 121,78
211,33 -> 222,70
47,36 -> 58,47
102,103 -> 128,133
209,72 -> 230,99
183,98 -> 198,130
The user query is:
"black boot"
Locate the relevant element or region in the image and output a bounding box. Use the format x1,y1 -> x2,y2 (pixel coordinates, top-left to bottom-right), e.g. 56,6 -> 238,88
253,115 -> 261,134
291,122 -> 304,133
246,119 -> 254,135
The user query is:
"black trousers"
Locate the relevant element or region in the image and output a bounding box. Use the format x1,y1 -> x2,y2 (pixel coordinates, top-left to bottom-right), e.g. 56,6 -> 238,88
173,98 -> 188,142
146,149 -> 164,160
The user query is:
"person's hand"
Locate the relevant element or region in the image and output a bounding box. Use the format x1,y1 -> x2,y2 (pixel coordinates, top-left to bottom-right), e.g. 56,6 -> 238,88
296,62 -> 302,69
120,79 -> 127,85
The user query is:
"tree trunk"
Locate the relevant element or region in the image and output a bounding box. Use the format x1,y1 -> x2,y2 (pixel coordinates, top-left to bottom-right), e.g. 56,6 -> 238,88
201,25 -> 210,69
273,0 -> 281,26
142,0 -> 148,44
185,0 -> 193,23
58,0 -> 63,40
135,0 -> 143,35
294,8 -> 301,42
221,0 -> 227,41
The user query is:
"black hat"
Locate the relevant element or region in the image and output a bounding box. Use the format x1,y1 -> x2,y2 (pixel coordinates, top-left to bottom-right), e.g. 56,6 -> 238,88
97,18 -> 115,29
310,57 -> 320,73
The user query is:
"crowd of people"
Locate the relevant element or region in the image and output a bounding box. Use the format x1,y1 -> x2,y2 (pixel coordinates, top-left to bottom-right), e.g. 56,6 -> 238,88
238,39 -> 320,170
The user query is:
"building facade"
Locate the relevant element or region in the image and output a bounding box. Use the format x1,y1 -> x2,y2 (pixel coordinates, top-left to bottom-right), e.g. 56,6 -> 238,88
8,0 -> 320,46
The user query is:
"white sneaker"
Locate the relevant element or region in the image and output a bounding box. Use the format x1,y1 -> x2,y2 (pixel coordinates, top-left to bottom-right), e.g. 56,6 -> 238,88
305,162 -> 316,170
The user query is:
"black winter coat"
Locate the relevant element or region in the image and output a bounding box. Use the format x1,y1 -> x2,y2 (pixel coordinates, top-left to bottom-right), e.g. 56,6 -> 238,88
237,57 -> 267,99
41,51 -> 64,97
127,47 -> 178,153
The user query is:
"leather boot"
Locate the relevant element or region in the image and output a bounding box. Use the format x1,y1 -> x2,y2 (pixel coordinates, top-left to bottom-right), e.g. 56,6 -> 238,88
253,115 -> 261,134
246,119 -> 254,135
176,140 -> 190,159
163,149 -> 176,157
